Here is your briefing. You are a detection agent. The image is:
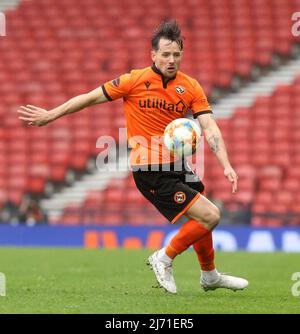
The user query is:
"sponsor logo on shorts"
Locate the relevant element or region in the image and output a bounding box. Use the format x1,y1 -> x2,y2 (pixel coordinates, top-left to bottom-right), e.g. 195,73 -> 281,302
174,191 -> 186,204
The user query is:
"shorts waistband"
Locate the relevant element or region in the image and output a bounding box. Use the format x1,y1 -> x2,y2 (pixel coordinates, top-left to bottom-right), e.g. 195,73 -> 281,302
131,159 -> 191,172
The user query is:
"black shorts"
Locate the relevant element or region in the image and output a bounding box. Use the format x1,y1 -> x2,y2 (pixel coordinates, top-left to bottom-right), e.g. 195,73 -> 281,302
132,160 -> 205,224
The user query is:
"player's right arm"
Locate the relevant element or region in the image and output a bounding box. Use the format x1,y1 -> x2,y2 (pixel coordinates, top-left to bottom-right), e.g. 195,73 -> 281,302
18,86 -> 108,127
191,79 -> 238,193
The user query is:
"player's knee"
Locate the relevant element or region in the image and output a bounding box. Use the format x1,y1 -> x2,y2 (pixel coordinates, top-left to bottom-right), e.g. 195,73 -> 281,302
203,207 -> 220,229
193,207 -> 220,230
210,208 -> 221,229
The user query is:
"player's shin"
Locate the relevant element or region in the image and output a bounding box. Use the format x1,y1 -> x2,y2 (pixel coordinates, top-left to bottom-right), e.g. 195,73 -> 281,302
163,219 -> 211,260
193,231 -> 220,283
193,231 -> 215,271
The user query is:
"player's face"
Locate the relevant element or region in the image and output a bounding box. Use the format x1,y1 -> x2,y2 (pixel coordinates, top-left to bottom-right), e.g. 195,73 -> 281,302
151,38 -> 183,78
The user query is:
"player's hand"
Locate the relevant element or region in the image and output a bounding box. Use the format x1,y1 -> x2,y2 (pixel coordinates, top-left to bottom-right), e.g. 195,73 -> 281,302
224,166 -> 238,193
17,105 -> 53,126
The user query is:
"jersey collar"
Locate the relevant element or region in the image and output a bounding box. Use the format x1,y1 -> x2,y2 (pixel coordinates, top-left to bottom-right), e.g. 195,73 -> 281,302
151,63 -> 177,89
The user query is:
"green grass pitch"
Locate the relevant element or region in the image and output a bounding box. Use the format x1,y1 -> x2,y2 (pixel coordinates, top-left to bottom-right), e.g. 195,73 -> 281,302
0,248 -> 299,314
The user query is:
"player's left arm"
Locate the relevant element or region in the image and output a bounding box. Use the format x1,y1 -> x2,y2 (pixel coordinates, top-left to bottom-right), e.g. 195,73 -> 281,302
197,113 -> 238,193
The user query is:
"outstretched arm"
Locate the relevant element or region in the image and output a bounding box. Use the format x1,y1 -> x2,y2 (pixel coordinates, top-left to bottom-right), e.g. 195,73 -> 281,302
197,113 -> 238,193
18,86 -> 108,126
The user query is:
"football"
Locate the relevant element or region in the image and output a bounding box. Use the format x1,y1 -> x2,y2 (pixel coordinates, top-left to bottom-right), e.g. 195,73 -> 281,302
163,118 -> 201,157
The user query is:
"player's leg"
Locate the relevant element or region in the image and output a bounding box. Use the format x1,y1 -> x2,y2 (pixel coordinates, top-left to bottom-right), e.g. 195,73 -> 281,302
185,194 -> 221,230
133,166 -> 248,293
183,196 -> 219,285
163,195 -> 219,264
132,168 -> 180,293
184,195 -> 248,291
161,162 -> 219,270
135,167 -> 219,293
150,195 -> 219,293
162,164 -> 220,283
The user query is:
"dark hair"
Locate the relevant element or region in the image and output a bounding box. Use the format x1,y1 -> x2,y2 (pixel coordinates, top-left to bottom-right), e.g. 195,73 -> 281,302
151,20 -> 183,51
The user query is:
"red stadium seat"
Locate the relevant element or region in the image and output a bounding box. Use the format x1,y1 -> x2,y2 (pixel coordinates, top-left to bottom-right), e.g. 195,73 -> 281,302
60,205 -> 82,225
254,192 -> 273,206
50,166 -> 67,183
27,177 -> 46,194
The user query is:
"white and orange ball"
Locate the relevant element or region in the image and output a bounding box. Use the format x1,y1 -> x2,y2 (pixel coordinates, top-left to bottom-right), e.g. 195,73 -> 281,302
163,118 -> 201,157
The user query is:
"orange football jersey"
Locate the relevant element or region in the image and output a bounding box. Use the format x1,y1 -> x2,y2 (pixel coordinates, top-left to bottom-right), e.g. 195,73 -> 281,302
102,64 -> 212,166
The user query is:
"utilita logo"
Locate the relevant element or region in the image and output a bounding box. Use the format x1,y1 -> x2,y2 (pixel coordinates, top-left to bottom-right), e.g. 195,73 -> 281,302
0,12 -> 6,37
292,12 -> 300,37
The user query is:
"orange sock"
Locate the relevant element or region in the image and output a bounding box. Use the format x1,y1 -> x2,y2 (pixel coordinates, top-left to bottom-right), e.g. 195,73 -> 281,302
165,219 -> 210,259
193,231 -> 215,271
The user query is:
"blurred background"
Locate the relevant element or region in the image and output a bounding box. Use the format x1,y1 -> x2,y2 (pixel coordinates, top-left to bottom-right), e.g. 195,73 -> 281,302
0,0 -> 300,250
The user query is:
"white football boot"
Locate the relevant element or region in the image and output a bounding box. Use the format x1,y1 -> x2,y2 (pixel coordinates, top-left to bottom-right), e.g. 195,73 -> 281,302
200,273 -> 249,292
147,251 -> 177,294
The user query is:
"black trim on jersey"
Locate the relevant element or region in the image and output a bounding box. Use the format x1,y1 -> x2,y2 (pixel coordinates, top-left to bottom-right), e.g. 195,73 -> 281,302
101,85 -> 113,101
193,110 -> 213,118
151,63 -> 176,89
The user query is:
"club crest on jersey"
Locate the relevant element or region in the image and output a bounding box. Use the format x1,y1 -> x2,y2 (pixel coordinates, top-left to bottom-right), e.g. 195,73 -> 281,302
175,86 -> 185,95
174,191 -> 186,204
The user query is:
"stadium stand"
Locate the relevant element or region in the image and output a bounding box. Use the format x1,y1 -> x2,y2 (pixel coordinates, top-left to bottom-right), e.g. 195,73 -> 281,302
0,0 -> 300,225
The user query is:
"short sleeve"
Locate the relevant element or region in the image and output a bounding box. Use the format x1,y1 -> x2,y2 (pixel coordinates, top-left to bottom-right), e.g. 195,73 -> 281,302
191,80 -> 212,118
102,73 -> 132,101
